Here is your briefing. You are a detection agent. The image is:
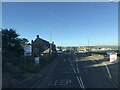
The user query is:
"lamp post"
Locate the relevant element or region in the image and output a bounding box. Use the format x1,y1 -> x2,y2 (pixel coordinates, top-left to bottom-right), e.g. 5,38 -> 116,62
49,29 -> 53,54
88,38 -> 89,52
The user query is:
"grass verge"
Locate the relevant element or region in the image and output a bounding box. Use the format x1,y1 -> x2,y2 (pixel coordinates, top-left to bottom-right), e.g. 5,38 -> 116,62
19,55 -> 55,73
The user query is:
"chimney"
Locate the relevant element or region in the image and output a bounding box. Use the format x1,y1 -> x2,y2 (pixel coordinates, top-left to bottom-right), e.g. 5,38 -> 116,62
31,40 -> 33,44
37,35 -> 39,38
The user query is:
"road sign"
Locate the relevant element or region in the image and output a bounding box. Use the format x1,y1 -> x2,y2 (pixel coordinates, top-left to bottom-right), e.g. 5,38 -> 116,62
34,57 -> 40,64
110,54 -> 117,63
24,45 -> 32,56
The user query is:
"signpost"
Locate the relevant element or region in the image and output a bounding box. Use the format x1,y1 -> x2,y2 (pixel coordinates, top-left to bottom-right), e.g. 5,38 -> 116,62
24,45 -> 32,56
34,57 -> 40,64
34,57 -> 40,69
110,54 -> 117,63
24,44 -> 32,69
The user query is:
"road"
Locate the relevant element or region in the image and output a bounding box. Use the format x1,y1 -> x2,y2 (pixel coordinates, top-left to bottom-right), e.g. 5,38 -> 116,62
32,52 -> 117,88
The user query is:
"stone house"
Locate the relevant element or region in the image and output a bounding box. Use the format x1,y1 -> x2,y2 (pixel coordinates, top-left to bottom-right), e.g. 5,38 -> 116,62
31,35 -> 56,57
31,35 -> 50,57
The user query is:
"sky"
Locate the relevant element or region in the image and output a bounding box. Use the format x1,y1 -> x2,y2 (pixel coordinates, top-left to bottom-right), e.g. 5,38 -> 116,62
2,2 -> 118,46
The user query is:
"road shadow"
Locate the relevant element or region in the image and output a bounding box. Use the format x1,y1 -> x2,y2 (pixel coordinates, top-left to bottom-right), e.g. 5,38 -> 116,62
72,54 -> 119,88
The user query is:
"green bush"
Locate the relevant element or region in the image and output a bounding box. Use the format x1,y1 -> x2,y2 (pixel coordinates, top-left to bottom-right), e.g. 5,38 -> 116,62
19,57 -> 49,73
19,59 -> 40,73
19,55 -> 55,73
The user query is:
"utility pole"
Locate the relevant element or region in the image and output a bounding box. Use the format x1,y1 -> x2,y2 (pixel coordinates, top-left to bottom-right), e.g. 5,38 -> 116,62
88,38 -> 89,52
50,29 -> 52,54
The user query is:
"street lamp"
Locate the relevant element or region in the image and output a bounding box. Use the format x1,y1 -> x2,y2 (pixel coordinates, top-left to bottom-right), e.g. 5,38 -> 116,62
88,38 -> 89,51
49,29 -> 53,54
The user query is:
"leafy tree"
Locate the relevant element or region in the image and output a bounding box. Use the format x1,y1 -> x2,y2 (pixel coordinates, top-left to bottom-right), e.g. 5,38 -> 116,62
19,38 -> 29,46
57,46 -> 62,51
51,42 -> 57,52
2,28 -> 23,54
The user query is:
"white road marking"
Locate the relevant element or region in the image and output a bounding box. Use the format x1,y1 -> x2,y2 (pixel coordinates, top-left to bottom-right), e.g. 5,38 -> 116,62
79,76 -> 85,89
62,72 -> 74,74
77,63 -> 78,67
49,79 -> 72,86
54,80 -> 57,86
76,76 -> 82,88
73,68 -> 76,73
34,60 -> 59,88
89,57 -> 117,88
104,63 -> 112,79
59,81 -> 62,86
84,69 -> 88,74
76,76 -> 85,89
71,63 -> 73,67
77,67 -> 80,73
66,79 -> 72,84
48,81 -> 52,86
50,62 -> 57,73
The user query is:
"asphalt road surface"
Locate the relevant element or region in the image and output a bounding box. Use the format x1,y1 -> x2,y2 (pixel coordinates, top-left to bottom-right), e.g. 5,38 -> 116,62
34,52 -> 117,88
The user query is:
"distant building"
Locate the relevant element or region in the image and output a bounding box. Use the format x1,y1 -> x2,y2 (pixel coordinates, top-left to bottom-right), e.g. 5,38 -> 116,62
77,47 -> 87,52
32,35 -> 50,57
31,35 -> 56,57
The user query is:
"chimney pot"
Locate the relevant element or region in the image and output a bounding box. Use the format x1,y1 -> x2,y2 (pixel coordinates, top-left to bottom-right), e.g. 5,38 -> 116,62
37,35 -> 39,38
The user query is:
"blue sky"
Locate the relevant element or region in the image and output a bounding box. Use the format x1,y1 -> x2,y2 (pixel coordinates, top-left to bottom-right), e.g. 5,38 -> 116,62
2,2 -> 118,46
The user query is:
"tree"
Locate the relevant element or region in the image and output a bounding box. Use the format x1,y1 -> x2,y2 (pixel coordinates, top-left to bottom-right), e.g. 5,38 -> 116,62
51,42 -> 57,53
2,28 -> 23,54
57,46 -> 62,51
19,38 -> 29,46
